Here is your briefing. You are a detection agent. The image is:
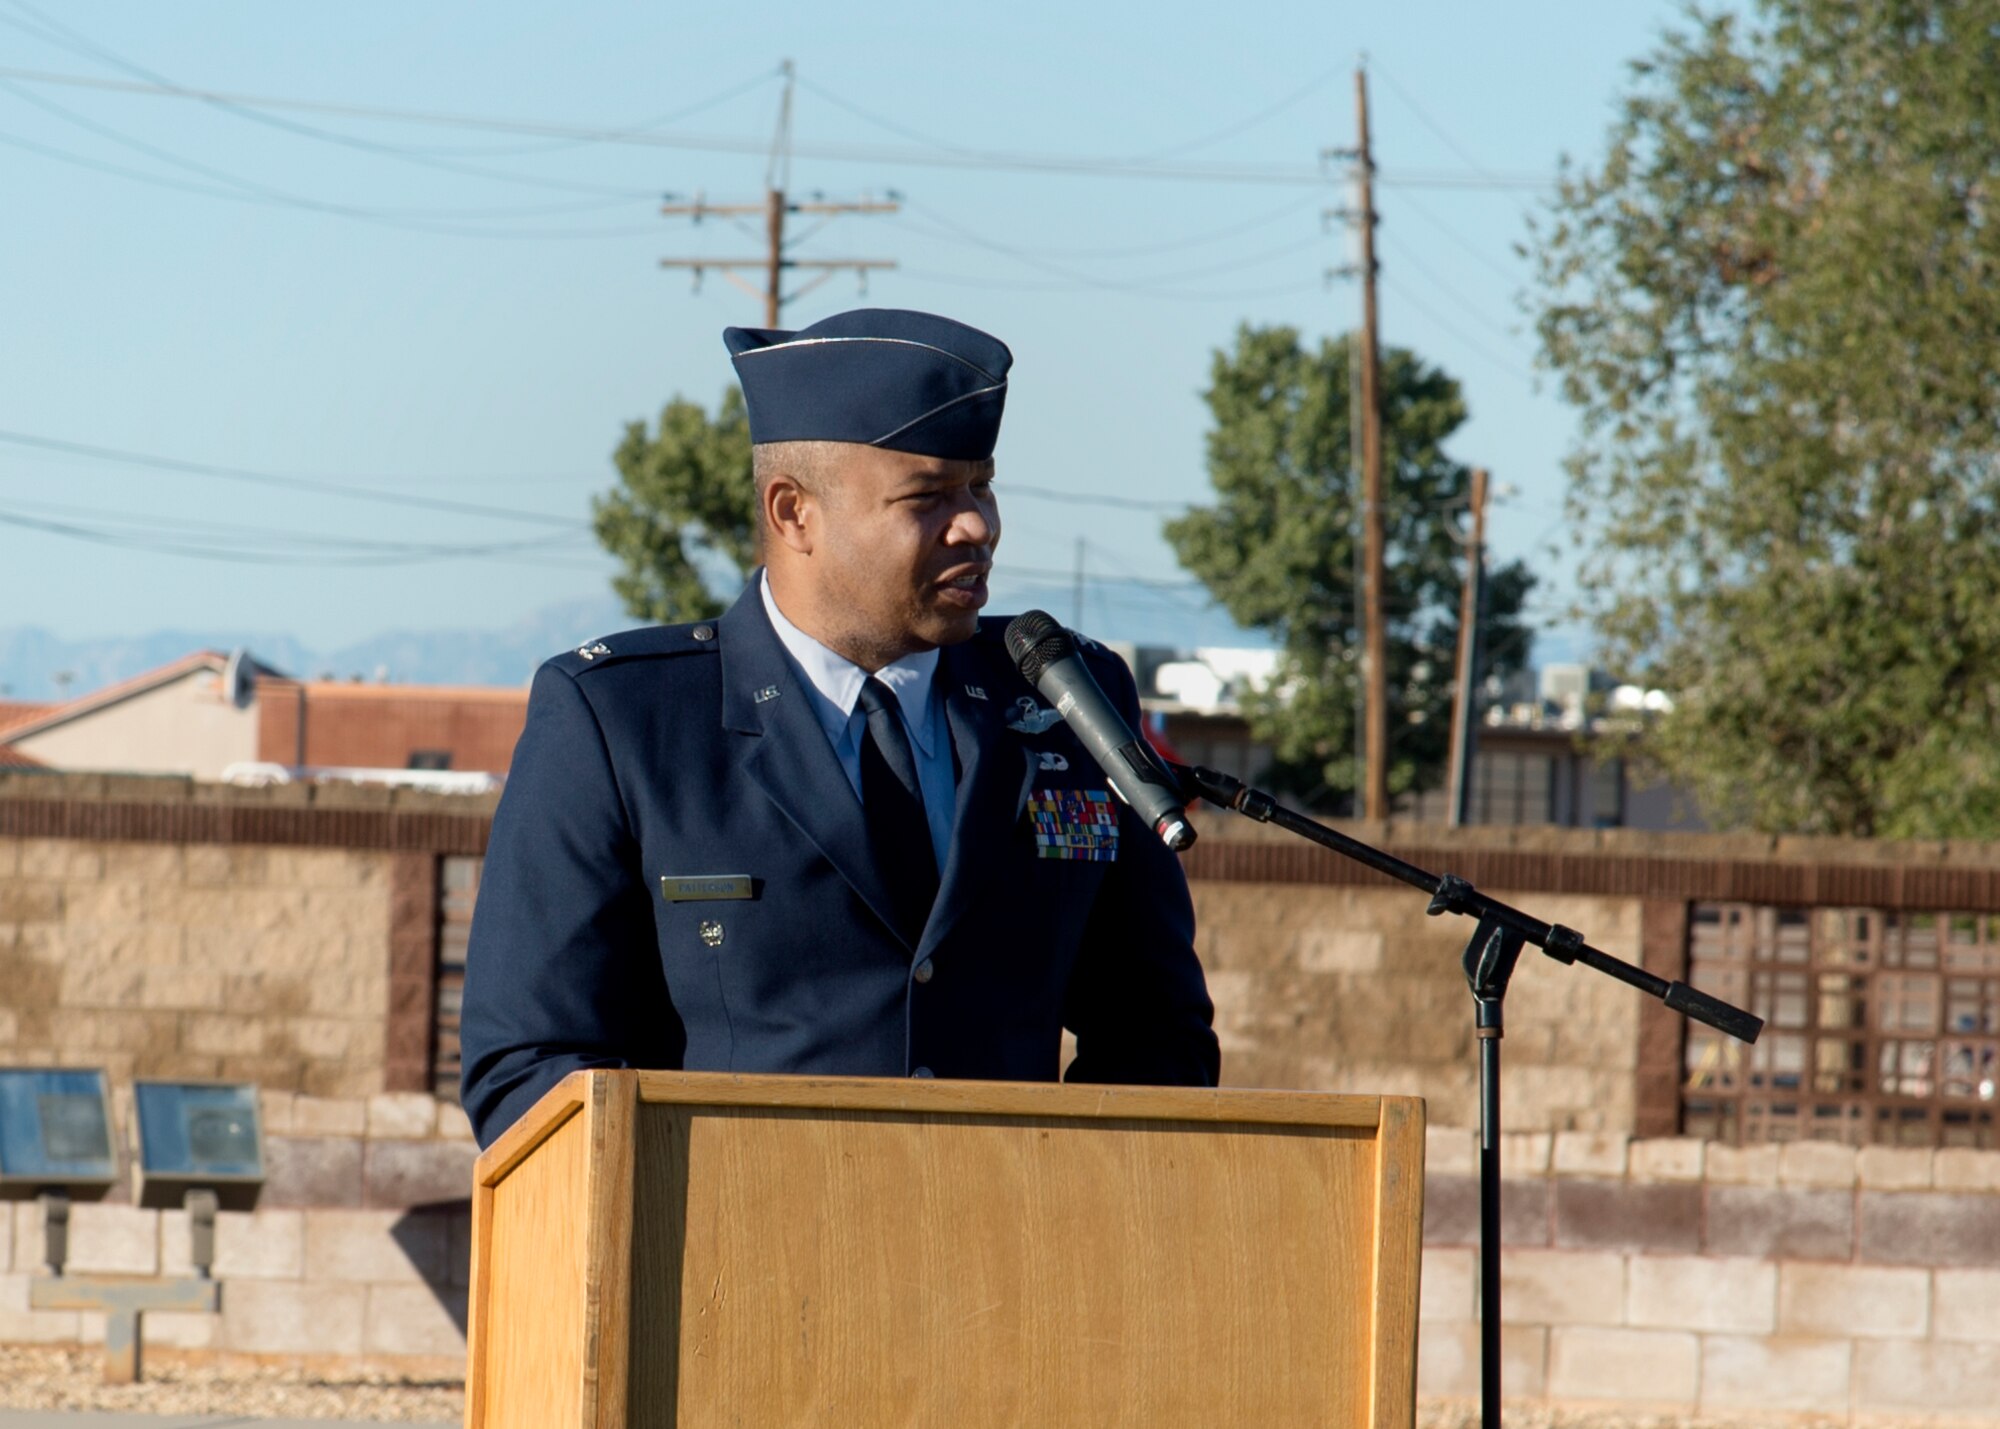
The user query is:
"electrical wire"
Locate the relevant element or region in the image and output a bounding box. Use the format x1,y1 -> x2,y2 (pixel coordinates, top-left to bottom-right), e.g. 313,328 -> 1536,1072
1377,232 -> 1521,346
0,2 -> 718,202
795,68 -> 1338,169
900,268 -> 1320,302
0,429 -> 588,528
0,503 -> 590,565
0,66 -> 1544,191
1384,184 -> 1521,286
1370,62 -> 1511,188
0,75 -> 652,224
895,200 -> 1319,296
0,93 -> 670,239
905,191 -> 1321,264
1,117 -> 654,238
1378,270 -> 1534,385
1002,484 -> 1188,513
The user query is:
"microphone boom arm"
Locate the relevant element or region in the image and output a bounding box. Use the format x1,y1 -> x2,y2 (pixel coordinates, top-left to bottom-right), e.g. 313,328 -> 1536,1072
1169,761 -> 1762,1044
1160,759 -> 1759,1429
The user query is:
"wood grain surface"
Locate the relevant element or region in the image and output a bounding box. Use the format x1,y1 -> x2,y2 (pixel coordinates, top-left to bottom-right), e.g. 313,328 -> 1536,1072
628,1103 -> 1389,1426
470,1071 -> 1426,1429
480,1105 -> 590,1427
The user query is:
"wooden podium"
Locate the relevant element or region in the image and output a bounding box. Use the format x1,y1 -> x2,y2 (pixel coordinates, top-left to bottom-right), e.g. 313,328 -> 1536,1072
465,1070 -> 1425,1428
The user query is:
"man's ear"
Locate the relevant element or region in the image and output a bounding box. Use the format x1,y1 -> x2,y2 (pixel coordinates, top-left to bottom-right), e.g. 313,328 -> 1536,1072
762,474 -> 816,556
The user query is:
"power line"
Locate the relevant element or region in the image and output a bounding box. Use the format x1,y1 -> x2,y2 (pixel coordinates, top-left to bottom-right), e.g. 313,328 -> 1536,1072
0,429 -> 587,528
899,191 -> 1320,264
0,67 -> 1551,190
3,1 -> 776,178
900,268 -> 1319,302
1384,184 -> 1521,286
1378,269 -> 1533,384
0,503 -> 589,566
1003,484 -> 1187,513
0,74 -> 650,223
659,62 -> 899,325
1002,564 -> 1203,591
795,68 -> 1340,168
0,4 -> 684,204
0,107 -> 669,240
1369,62 -> 1512,188
896,199 -> 1320,296
1376,231 -> 1520,346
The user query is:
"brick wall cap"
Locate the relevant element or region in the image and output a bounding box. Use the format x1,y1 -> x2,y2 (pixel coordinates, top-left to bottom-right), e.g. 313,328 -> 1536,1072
1629,1139 -> 1706,1183
365,1092 -> 439,1140
0,768 -> 499,816
1933,1148 -> 2000,1194
1426,1125 -> 1476,1177
1857,1145 -> 1935,1191
1779,1142 -> 1859,1190
1704,1144 -> 1782,1186
1553,1131 -> 1630,1178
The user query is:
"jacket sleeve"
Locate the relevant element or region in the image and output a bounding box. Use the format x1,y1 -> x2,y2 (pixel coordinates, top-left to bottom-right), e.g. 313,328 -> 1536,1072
1059,650 -> 1221,1088
458,663 -> 681,1147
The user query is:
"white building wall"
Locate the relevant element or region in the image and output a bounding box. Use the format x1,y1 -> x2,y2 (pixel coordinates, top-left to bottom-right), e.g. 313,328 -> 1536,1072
13,668 -> 259,779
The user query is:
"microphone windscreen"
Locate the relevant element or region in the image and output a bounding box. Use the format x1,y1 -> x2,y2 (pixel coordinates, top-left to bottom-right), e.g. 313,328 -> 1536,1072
1003,609 -> 1072,685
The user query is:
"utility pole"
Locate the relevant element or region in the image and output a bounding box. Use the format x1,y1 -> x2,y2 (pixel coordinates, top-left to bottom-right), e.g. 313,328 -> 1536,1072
1072,538 -> 1087,629
659,61 -> 899,325
1447,467 -> 1490,827
1352,66 -> 1388,821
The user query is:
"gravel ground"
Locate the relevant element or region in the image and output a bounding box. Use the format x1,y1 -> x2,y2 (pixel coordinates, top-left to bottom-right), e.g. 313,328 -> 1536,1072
0,1355 -> 1985,1429
0,1348 -> 461,1423
1418,1402 -> 1986,1429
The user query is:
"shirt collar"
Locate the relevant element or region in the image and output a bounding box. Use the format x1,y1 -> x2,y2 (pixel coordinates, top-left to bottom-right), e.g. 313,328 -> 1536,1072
760,572 -> 941,753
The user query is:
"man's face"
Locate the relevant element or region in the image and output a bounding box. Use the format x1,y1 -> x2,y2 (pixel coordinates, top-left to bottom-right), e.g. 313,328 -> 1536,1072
802,445 -> 1000,669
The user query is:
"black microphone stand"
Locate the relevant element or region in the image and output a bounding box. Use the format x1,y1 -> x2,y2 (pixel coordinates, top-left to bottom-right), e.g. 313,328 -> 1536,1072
1163,762 -> 1763,1429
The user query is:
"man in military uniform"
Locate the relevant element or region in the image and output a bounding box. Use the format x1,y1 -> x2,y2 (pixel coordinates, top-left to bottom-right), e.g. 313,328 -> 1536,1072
459,308 -> 1218,1147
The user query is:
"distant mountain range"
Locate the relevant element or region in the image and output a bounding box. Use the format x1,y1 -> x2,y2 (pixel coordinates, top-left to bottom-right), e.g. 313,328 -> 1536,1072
0,595 -> 628,701
0,587 -> 1574,706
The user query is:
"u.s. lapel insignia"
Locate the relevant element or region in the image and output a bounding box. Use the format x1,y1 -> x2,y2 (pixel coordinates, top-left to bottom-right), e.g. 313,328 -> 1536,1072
1036,751 -> 1069,772
753,685 -> 781,704
1007,697 -> 1062,734
576,641 -> 610,660
964,684 -> 988,701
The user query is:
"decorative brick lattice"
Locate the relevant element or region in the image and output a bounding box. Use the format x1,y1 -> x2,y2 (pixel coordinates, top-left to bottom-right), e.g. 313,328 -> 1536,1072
1684,903 -> 2000,1148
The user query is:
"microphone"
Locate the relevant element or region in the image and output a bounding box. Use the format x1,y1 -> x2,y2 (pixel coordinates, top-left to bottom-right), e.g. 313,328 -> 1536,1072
1003,610 -> 1197,851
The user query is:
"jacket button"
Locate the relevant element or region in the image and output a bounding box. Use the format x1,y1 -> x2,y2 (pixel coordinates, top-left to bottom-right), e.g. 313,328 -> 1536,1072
911,1066 -> 935,1079
912,958 -> 934,984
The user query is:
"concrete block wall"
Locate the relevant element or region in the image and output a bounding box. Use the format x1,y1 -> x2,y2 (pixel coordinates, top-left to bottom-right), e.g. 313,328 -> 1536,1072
1192,881 -> 1644,1131
1418,1128 -> 2000,1419
0,1090 -> 474,1369
0,835 -> 396,1096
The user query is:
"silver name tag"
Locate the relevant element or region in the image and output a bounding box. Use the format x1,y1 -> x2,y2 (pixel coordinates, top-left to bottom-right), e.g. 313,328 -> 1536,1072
660,875 -> 754,902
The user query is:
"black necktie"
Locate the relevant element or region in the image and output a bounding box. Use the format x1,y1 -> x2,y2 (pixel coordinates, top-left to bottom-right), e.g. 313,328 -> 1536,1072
856,675 -> 940,941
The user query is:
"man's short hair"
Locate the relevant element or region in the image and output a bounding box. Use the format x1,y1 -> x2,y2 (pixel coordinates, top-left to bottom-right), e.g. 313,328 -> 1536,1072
751,440 -> 848,500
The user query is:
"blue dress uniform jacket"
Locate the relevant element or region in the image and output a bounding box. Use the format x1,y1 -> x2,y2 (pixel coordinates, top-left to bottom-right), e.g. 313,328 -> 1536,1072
459,582 -> 1220,1147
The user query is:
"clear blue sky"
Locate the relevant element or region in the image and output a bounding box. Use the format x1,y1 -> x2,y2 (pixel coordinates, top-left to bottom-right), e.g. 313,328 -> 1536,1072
0,1 -> 1686,658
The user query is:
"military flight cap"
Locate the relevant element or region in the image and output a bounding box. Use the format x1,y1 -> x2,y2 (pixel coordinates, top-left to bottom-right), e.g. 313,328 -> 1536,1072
723,308 -> 1012,461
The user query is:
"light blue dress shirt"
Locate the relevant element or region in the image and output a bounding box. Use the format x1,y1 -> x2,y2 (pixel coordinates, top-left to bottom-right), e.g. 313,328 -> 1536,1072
760,574 -> 958,870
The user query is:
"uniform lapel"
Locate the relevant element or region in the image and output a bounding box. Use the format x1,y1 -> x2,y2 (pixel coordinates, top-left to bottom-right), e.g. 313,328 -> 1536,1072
921,639 -> 1036,954
717,584 -> 909,946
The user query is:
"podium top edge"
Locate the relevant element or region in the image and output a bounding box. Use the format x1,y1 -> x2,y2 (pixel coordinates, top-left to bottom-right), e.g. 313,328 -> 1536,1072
476,1071 -> 1423,1186
628,1070 -> 1407,1128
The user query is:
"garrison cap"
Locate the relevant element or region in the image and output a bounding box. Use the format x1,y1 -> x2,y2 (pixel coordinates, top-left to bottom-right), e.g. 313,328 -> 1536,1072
723,308 -> 1012,461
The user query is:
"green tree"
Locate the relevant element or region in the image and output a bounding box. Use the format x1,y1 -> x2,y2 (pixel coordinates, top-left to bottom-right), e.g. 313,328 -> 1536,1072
1166,325 -> 1535,809
1533,0 -> 2000,837
593,388 -> 757,623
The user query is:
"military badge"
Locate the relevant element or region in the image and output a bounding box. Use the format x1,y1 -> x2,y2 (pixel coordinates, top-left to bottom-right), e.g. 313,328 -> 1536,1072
1026,787 -> 1120,861
1007,697 -> 1063,735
